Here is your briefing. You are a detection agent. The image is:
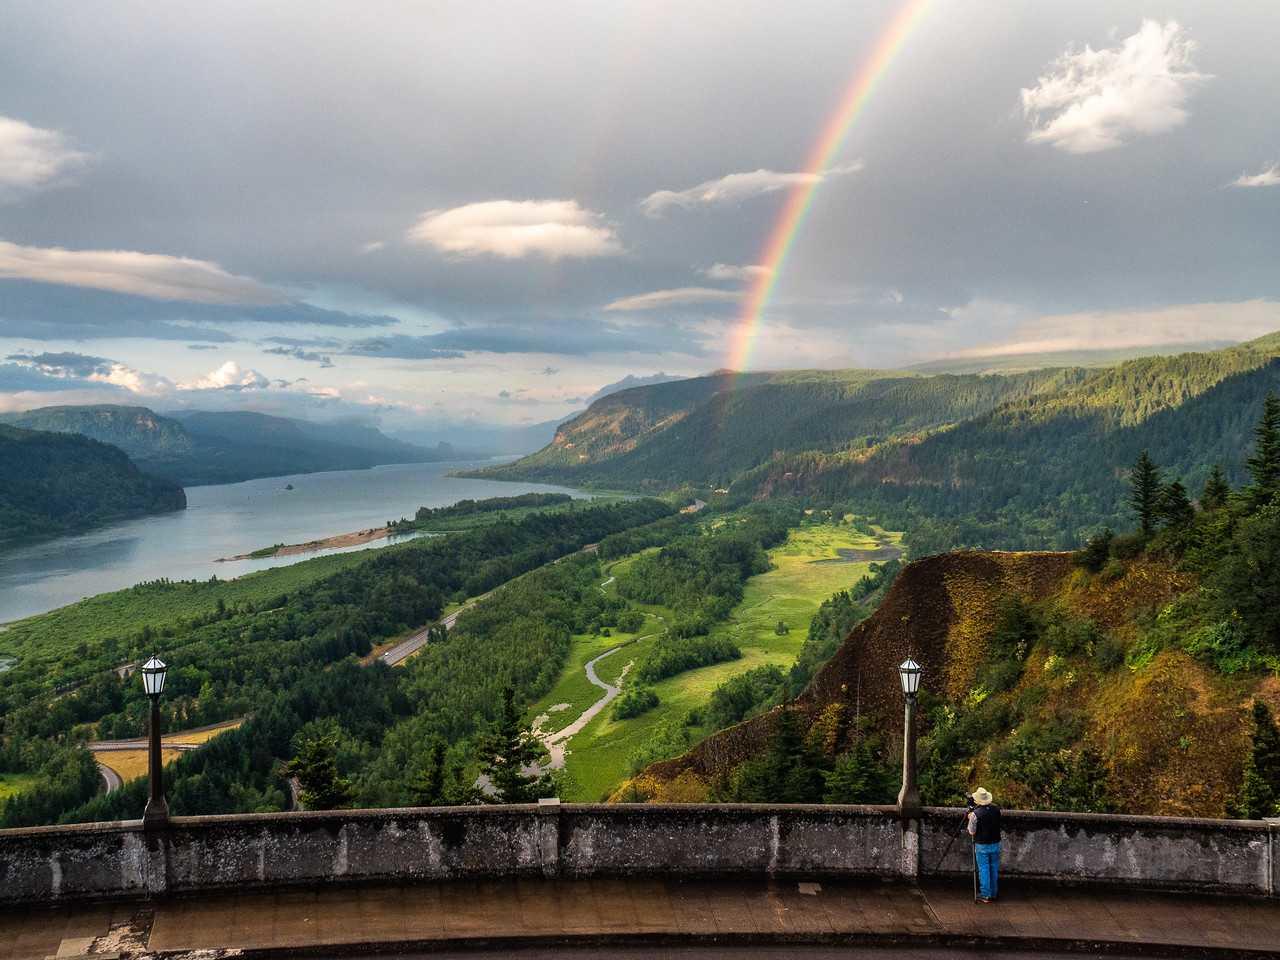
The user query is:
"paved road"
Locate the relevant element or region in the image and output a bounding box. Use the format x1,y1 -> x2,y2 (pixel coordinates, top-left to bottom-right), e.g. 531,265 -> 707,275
95,761 -> 122,794
87,718 -> 243,752
379,543 -> 602,667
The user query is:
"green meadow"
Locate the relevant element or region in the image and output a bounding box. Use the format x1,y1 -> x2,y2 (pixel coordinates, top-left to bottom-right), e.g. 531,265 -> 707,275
0,772 -> 40,802
538,520 -> 902,800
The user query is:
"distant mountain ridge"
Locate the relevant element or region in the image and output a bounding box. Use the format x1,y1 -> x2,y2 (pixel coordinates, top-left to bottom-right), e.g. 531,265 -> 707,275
0,424 -> 186,544
475,332 -> 1280,548
0,405 -> 459,486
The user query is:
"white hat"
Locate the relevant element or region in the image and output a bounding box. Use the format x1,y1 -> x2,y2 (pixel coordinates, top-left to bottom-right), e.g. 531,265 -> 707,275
972,787 -> 993,806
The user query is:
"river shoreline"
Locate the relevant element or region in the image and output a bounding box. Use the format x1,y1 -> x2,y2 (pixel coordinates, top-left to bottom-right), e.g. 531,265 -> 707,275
216,526 -> 398,562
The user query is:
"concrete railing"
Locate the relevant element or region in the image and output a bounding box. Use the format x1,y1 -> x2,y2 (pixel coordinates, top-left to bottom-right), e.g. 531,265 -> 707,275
1,802 -> 1276,904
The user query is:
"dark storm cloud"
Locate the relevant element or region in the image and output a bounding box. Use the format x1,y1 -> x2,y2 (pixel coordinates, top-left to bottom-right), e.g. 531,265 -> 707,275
0,361 -> 114,392
0,281 -> 396,343
346,321 -> 706,359
5,350 -> 113,378
263,345 -> 335,367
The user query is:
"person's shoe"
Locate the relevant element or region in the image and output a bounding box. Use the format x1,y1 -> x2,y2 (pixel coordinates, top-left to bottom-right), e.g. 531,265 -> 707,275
978,897 -> 994,903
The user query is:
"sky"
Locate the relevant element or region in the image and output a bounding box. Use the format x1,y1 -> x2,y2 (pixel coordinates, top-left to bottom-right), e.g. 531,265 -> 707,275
1,0 -> 1278,432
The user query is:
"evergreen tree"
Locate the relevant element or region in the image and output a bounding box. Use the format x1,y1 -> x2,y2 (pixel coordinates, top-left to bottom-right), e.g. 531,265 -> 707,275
1233,701 -> 1280,819
822,734 -> 894,804
1247,393 -> 1280,507
286,732 -> 354,810
1157,480 -> 1195,528
1128,451 -> 1162,536
716,710 -> 824,802
1200,465 -> 1231,511
475,686 -> 554,804
409,738 -> 448,806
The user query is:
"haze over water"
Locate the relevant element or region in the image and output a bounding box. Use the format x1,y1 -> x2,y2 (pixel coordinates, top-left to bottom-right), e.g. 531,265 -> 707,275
0,460 -> 588,624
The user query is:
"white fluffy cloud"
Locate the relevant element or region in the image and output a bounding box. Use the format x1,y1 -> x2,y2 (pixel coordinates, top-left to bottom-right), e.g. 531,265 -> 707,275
0,115 -> 89,200
178,360 -> 270,391
640,163 -> 862,217
0,239 -> 285,304
701,263 -> 773,283
407,200 -> 622,259
604,287 -> 742,312
1231,164 -> 1280,188
1021,20 -> 1208,154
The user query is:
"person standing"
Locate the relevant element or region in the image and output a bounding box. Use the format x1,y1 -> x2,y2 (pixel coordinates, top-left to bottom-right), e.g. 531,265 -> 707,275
966,786 -> 1001,903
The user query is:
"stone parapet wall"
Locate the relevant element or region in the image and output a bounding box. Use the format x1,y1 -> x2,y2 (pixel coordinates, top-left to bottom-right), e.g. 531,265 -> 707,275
1,802 -> 1276,905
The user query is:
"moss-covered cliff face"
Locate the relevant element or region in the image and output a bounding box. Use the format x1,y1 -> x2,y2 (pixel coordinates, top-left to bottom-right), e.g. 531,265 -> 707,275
619,550 -> 1276,818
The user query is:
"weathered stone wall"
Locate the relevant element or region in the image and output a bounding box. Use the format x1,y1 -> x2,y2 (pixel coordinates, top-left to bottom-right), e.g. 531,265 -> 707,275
1,803 -> 1276,905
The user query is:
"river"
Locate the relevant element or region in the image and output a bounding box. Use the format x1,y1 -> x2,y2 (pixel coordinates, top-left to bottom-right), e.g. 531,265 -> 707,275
0,460 -> 588,624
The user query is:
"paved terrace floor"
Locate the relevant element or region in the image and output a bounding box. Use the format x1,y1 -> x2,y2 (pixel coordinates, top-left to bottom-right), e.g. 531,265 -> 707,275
3,877 -> 1278,959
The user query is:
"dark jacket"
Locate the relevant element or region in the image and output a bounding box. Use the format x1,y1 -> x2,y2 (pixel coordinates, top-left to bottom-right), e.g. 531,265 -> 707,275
972,804 -> 1001,844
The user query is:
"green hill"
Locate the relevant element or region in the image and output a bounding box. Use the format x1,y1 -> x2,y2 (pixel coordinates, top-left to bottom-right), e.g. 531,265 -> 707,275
736,337 -> 1280,550
471,367 -> 1079,489
0,406 -> 458,486
480,334 -> 1280,550
0,424 -> 186,542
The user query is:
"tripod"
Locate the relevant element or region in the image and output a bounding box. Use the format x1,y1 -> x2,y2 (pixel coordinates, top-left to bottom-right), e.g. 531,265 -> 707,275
934,807 -> 978,901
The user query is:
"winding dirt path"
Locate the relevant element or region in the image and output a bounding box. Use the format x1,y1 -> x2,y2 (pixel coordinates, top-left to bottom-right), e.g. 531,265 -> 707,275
536,640 -> 645,770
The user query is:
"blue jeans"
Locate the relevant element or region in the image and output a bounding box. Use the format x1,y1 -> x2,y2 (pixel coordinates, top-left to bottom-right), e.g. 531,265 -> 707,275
975,842 -> 1000,899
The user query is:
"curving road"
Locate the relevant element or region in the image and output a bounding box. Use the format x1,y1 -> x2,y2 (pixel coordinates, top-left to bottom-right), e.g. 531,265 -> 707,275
96,761 -> 122,794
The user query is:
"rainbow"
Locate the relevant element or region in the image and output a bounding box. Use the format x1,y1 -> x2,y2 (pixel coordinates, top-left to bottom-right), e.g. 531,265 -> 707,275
725,0 -> 932,373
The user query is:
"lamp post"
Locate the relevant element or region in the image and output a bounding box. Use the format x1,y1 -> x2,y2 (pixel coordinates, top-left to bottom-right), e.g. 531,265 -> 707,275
140,654 -> 169,829
896,656 -> 923,821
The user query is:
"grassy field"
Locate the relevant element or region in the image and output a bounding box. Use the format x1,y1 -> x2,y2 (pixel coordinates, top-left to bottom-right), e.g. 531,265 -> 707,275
0,772 -> 39,801
537,520 -> 902,800
94,749 -> 184,782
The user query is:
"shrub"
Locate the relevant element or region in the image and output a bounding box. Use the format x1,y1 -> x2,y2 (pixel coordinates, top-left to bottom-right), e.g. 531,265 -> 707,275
1074,528 -> 1114,573
1110,531 -> 1147,560
616,610 -> 645,634
611,685 -> 659,720
1094,636 -> 1126,671
1043,609 -> 1100,657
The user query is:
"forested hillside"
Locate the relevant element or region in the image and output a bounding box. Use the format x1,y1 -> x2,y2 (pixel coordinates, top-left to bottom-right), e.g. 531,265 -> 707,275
740,341 -> 1280,551
0,497 -> 672,825
481,334 -> 1280,551
622,400 -> 1280,818
472,367 -> 1078,489
0,424 -> 186,542
1,405 -> 457,486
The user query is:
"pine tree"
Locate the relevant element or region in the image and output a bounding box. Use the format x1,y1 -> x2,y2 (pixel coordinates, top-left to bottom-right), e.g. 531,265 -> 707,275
822,734 -> 893,804
1247,393 -> 1280,507
1233,701 -> 1280,819
476,686 -> 554,804
1128,451 -> 1163,536
1158,480 -> 1195,528
286,732 -> 354,810
409,738 -> 448,806
1200,465 -> 1231,511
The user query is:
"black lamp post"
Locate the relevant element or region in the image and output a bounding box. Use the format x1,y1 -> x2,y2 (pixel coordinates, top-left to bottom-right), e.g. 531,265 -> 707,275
896,656 -> 923,821
140,654 -> 169,829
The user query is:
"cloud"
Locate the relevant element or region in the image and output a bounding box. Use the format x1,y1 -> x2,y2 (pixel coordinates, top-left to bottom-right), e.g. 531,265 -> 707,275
0,115 -> 90,200
263,345 -> 335,367
1230,163 -> 1280,188
1021,20 -> 1208,154
0,281 -> 395,342
407,200 -> 623,259
178,360 -> 270,391
0,239 -> 285,305
6,350 -> 113,379
4,350 -> 172,394
640,164 -> 862,217
954,299 -> 1280,357
540,366 -> 559,376
360,240 -> 386,254
701,263 -> 773,283
348,322 -> 702,358
604,287 -> 741,312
